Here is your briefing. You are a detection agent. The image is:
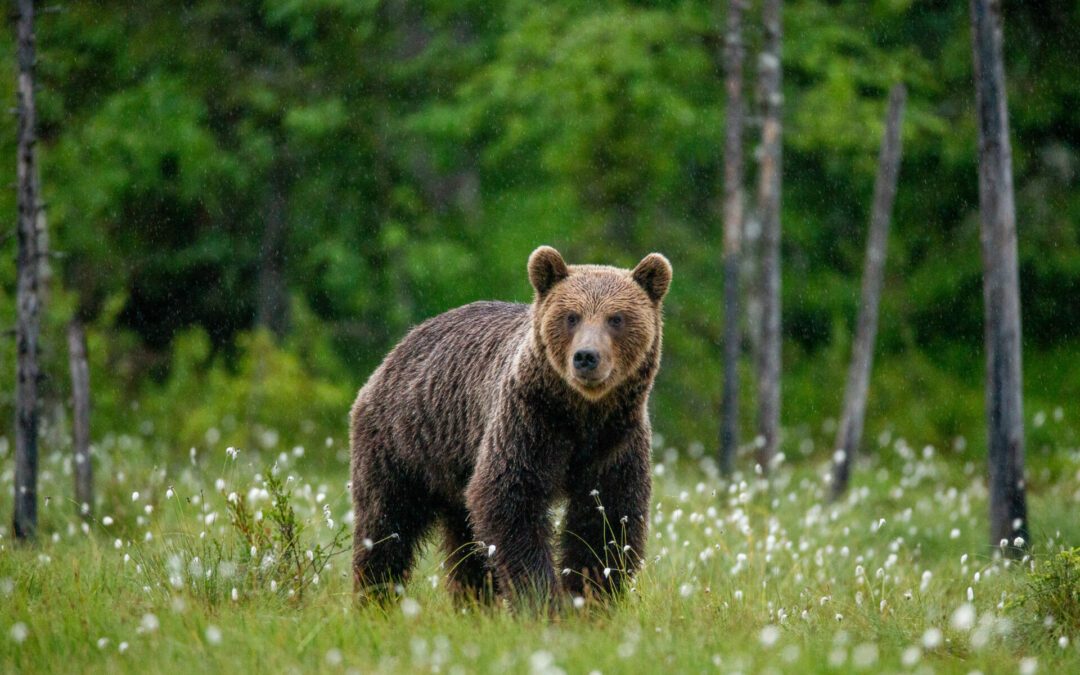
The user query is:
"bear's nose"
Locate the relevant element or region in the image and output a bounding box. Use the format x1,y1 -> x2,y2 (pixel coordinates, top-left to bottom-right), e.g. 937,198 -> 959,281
573,349 -> 600,373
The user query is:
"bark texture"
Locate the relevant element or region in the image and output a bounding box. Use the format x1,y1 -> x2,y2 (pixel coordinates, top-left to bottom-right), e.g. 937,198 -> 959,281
755,0 -> 783,473
970,0 -> 1028,552
830,84 -> 907,500
719,0 -> 747,476
14,0 -> 42,541
68,320 -> 93,519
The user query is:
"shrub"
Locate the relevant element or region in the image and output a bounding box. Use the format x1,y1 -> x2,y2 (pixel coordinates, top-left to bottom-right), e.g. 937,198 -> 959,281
225,470 -> 349,601
1010,547 -> 1080,643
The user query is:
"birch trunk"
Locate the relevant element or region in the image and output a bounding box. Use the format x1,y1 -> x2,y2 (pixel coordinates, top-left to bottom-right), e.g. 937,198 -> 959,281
68,321 -> 93,519
970,0 -> 1028,553
830,84 -> 907,500
14,0 -> 41,541
719,0 -> 747,476
755,0 -> 783,474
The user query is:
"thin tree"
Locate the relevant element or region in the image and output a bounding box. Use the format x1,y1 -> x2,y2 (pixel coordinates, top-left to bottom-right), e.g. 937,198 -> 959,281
68,320 -> 92,520
970,0 -> 1028,553
755,0 -> 782,474
13,0 -> 42,540
830,84 -> 907,500
719,0 -> 747,476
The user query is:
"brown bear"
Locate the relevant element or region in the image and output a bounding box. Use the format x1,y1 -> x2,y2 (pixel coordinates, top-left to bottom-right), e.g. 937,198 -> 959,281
349,246 -> 671,603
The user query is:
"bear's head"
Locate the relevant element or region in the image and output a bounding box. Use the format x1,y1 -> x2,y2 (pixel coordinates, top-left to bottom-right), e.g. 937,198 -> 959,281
528,245 -> 672,401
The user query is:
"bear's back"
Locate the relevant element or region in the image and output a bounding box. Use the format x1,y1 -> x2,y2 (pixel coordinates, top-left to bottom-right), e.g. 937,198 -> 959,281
353,301 -> 531,498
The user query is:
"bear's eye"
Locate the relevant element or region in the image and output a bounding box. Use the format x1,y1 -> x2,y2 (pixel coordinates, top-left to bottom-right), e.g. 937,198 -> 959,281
566,313 -> 581,328
607,314 -> 624,329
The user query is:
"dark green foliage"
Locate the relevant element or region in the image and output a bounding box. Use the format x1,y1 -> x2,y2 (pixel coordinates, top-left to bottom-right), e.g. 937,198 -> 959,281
0,1 -> 1078,456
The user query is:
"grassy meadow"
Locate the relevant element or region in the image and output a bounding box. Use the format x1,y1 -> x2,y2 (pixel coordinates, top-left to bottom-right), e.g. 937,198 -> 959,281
2,1 -> 1079,673
2,420 -> 1079,674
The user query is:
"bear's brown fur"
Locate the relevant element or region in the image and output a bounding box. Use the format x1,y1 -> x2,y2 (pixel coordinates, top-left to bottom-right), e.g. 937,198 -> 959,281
350,246 -> 671,603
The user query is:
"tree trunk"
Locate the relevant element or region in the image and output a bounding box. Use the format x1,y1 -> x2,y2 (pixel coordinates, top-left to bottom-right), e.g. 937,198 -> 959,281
755,0 -> 783,474
68,320 -> 93,519
35,182 -> 49,303
719,0 -> 747,476
742,213 -> 762,364
970,0 -> 1028,554
256,163 -> 290,339
13,0 -> 41,541
830,84 -> 907,500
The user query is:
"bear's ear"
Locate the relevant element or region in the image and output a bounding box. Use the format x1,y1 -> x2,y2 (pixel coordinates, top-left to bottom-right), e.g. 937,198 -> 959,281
632,253 -> 672,303
528,246 -> 569,298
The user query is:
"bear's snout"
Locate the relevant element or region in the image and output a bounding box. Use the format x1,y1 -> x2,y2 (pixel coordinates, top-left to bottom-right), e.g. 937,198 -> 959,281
573,348 -> 601,374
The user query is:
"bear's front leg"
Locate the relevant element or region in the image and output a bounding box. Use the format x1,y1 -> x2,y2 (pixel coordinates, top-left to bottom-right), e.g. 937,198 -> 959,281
560,425 -> 651,598
465,420 -> 561,605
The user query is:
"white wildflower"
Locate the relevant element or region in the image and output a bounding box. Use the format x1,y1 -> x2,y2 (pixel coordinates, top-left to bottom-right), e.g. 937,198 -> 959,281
205,625 -> 222,645
401,598 -> 421,618
901,646 -> 921,667
950,603 -> 976,631
139,613 -> 159,634
922,628 -> 943,649
759,625 -> 780,648
325,648 -> 343,666
9,623 -> 28,644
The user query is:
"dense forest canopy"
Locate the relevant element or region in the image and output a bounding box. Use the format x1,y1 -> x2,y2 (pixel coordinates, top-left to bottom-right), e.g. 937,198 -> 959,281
1,0 -> 1077,459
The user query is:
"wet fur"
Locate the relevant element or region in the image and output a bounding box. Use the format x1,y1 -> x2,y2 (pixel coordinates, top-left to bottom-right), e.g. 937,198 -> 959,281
350,247 -> 670,603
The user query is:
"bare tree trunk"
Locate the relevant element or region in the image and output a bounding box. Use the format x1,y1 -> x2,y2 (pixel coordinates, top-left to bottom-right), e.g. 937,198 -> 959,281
970,0 -> 1028,554
35,184 -> 49,302
830,85 -> 907,500
755,0 -> 783,474
742,213 -> 762,362
719,0 -> 747,476
256,163 -> 290,339
13,0 -> 41,541
67,320 -> 92,519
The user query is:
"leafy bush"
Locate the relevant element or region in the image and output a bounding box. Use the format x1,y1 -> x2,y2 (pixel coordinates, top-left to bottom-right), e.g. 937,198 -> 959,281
1010,547 -> 1080,643
225,470 -> 349,601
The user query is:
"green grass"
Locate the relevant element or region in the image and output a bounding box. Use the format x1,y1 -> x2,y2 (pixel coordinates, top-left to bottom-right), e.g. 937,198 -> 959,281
1,427 -> 1079,674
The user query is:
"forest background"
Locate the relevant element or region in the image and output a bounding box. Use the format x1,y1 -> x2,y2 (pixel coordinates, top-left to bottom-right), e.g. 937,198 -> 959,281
1,0 -> 1077,469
